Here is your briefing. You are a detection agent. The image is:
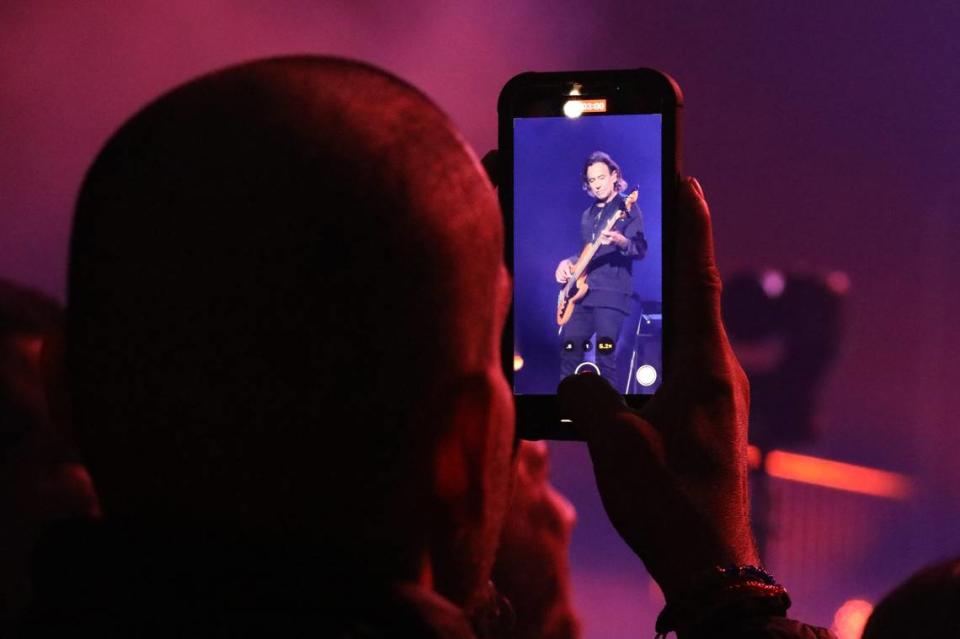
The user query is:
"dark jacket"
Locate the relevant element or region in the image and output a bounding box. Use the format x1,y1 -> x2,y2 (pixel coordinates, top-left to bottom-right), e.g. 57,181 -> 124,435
570,191 -> 647,313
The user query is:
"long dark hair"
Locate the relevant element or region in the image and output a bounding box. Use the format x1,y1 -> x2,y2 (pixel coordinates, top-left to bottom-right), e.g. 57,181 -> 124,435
582,151 -> 627,195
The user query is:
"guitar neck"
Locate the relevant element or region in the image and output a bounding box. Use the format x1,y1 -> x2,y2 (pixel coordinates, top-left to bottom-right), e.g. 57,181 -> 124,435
570,239 -> 603,282
559,190 -> 638,298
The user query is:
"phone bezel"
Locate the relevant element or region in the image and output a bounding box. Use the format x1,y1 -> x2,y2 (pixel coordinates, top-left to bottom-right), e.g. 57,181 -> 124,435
497,68 -> 683,440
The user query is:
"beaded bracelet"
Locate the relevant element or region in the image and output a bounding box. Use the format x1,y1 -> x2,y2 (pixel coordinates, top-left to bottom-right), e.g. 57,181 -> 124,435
654,565 -> 791,638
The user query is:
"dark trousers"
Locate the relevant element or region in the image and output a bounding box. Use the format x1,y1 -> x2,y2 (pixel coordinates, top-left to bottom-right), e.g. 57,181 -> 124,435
559,305 -> 628,386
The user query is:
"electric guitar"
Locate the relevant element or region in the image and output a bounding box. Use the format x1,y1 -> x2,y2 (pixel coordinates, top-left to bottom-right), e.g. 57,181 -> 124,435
556,189 -> 638,328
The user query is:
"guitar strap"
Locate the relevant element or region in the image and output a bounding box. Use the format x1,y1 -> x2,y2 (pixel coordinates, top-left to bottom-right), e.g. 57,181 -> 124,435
590,199 -> 625,242
591,205 -> 603,241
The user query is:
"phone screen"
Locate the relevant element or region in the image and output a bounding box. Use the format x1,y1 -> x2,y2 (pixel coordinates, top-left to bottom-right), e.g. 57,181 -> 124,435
512,112 -> 663,396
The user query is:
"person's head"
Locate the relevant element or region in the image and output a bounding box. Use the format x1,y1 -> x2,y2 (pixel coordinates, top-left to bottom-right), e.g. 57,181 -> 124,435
861,557 -> 960,639
582,151 -> 626,201
66,56 -> 513,609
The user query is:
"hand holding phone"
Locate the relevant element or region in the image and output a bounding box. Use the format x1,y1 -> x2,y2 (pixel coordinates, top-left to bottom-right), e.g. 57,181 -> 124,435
558,178 -> 760,603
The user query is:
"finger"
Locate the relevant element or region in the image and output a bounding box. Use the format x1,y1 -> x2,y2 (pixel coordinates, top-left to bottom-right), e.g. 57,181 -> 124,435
670,177 -> 726,350
559,375 -> 663,479
481,150 -> 499,188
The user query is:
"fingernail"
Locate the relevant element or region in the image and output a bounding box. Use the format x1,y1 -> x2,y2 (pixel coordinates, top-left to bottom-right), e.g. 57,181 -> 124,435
689,177 -> 704,199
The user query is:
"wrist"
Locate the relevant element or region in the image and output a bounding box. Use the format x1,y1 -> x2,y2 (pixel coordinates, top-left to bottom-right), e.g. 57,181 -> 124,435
654,538 -> 760,602
654,565 -> 791,639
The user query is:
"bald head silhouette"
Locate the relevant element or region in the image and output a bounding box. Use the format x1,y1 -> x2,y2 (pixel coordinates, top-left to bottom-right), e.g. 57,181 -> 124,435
862,557 -> 960,639
67,56 -> 513,608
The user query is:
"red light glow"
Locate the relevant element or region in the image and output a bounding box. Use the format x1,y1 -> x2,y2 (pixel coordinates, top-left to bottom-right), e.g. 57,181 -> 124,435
831,598 -> 873,639
764,450 -> 912,500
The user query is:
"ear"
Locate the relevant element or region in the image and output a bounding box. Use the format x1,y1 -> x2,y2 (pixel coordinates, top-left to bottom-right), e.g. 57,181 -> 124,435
433,266 -> 513,514
427,366 -> 515,607
432,373 -> 496,524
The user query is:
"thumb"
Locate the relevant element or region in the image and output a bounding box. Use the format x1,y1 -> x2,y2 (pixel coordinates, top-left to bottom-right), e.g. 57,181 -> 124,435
557,373 -> 627,435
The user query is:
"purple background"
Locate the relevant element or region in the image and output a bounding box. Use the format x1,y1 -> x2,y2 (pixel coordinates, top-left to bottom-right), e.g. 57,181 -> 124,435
3,2 -> 959,636
513,115 -> 662,395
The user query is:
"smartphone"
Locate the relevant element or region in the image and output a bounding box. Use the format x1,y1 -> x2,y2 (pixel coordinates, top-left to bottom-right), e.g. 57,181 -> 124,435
497,69 -> 682,440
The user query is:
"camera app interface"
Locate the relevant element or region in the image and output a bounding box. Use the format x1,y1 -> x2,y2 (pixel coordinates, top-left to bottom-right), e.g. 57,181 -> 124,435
513,113 -> 663,395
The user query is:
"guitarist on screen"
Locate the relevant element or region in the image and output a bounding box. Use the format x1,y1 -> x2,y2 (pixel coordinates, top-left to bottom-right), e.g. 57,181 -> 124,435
554,151 -> 647,386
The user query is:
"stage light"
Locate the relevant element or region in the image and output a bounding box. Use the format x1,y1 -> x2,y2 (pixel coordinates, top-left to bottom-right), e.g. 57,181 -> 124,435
724,269 -> 843,447
636,364 -> 657,387
750,445 -> 912,500
563,100 -> 584,118
513,353 -> 524,371
761,269 -> 786,298
826,270 -> 851,295
764,450 -> 912,499
831,599 -> 873,639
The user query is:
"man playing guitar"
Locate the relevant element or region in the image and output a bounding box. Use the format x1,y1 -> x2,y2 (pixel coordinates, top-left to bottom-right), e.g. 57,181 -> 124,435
554,151 -> 647,386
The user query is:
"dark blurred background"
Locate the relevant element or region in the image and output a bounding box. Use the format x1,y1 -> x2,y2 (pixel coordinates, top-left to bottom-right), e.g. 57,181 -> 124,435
3,2 -> 959,636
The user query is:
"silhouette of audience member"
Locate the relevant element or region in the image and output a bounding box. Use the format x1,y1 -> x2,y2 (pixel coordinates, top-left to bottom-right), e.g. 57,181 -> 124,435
24,56 -> 513,637
861,556 -> 960,639
0,279 -> 98,631
20,56 -> 831,638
